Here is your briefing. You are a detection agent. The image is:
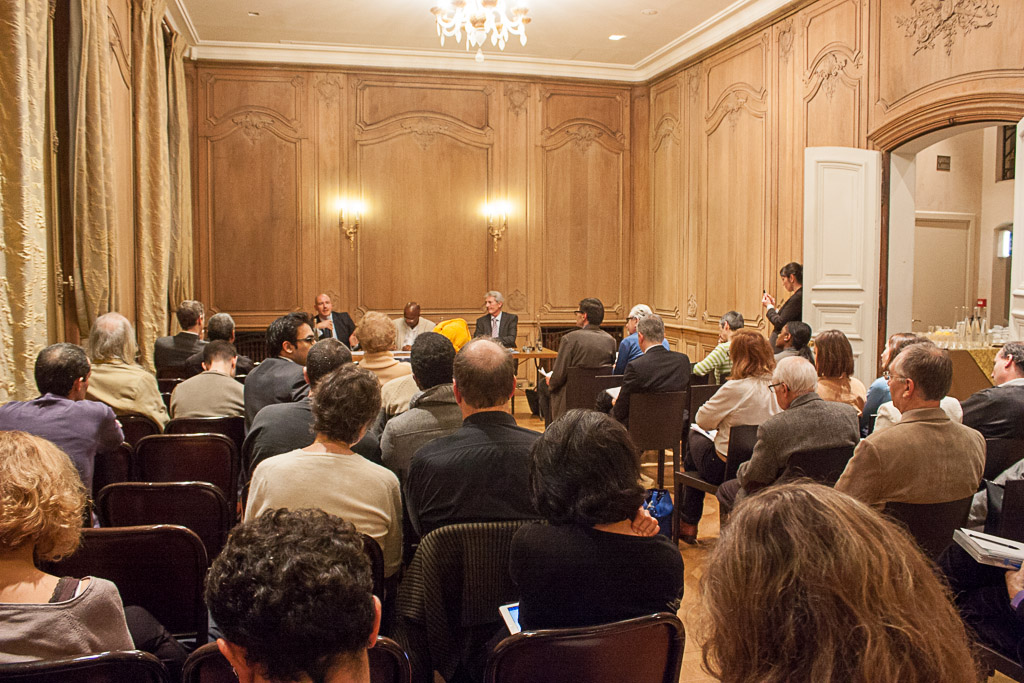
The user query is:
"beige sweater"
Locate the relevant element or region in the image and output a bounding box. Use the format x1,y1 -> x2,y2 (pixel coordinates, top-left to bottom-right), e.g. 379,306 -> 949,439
695,375 -> 782,459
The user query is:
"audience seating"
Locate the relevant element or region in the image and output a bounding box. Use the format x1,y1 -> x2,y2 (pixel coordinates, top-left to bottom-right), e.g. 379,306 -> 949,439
564,365 -> 615,411
362,533 -> 386,602
160,393 -> 172,411
976,643 -> 1024,683
484,613 -> 685,683
156,378 -> 184,394
165,416 -> 246,457
628,391 -> 688,489
95,482 -> 231,563
134,434 -> 239,513
41,525 -> 209,642
393,520 -> 535,683
883,495 -> 973,560
116,415 -> 162,448
780,445 -> 856,486
181,637 -> 412,683
986,479 -> 1024,544
92,442 -> 134,495
984,438 -> 1024,483
0,650 -> 171,682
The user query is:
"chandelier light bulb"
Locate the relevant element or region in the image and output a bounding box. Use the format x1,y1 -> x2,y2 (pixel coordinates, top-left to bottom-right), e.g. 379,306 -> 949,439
430,0 -> 530,60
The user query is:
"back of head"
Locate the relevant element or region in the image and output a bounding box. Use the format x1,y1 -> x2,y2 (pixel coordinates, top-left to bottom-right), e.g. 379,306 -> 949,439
773,356 -> 817,395
176,300 -> 204,330
453,338 -> 515,408
266,313 -> 310,358
88,312 -> 137,364
783,321 -> 812,350
892,342 -> 952,401
203,340 -> 237,366
779,261 -> 803,284
529,410 -> 644,525
0,431 -> 85,562
410,332 -> 455,389
311,363 -> 382,444
355,311 -> 395,353
728,329 -> 775,379
720,311 -> 744,331
700,482 -> 975,683
628,303 -> 653,321
1002,341 -> 1024,375
637,314 -> 665,343
35,343 -> 90,397
206,508 -> 376,683
206,312 -> 236,342
306,338 -> 353,389
814,329 -> 854,379
579,298 -> 605,326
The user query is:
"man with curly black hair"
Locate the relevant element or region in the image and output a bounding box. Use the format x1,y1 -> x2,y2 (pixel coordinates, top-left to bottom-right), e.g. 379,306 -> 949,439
206,508 -> 381,683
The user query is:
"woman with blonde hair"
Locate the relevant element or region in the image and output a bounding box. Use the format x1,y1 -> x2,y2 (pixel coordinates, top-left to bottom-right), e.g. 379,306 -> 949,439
0,431 -> 133,661
700,482 -> 977,683
677,329 -> 780,543
814,328 -> 867,415
355,311 -> 413,386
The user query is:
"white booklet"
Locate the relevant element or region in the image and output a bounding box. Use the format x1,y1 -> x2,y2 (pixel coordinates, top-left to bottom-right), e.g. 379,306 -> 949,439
689,423 -> 718,441
952,529 -> 1024,570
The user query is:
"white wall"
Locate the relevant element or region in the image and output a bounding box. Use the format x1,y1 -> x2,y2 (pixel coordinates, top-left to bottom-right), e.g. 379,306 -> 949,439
980,126 -> 1015,324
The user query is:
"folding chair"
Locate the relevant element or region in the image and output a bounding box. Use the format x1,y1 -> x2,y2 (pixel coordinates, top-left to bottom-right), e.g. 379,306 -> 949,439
0,650 -> 171,683
134,434 -> 239,513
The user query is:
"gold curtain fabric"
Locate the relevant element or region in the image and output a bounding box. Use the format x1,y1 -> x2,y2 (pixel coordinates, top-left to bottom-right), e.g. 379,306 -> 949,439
132,0 -> 171,371
0,2 -> 51,401
71,0 -> 120,333
167,33 -> 194,321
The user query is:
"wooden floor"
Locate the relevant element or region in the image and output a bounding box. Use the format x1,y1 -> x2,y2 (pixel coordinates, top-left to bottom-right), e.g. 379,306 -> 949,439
512,409 -> 1014,683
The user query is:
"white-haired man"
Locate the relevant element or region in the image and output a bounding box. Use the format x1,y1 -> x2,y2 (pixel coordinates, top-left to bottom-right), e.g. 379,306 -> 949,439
474,291 -> 518,348
612,304 -> 669,375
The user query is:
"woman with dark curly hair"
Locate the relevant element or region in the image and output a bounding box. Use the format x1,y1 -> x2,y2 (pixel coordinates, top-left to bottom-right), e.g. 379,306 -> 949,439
701,482 -> 977,683
510,410 -> 684,630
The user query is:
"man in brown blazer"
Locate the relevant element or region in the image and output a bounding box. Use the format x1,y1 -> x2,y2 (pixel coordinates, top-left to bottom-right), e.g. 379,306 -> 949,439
547,297 -> 616,421
836,343 -> 984,509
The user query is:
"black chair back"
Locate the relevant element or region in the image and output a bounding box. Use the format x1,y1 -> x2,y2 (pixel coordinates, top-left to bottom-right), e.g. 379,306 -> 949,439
92,442 -> 134,495
629,391 -> 688,488
485,613 -> 685,683
976,642 -> 1024,683
116,415 -> 162,448
95,482 -> 231,563
134,434 -> 239,512
42,525 -> 208,641
781,445 -> 856,486
984,438 -> 1024,482
362,533 -> 386,602
165,416 -> 246,458
883,495 -> 974,559
156,377 -> 184,394
991,479 -> 1024,544
723,424 -> 759,481
0,651 -> 171,683
565,365 -> 614,411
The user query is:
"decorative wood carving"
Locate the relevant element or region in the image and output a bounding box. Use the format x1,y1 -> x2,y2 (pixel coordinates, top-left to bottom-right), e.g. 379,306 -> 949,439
508,289 -> 528,312
806,49 -> 863,99
400,119 -> 451,150
706,86 -> 767,131
652,114 -> 680,152
896,0 -> 999,56
687,65 -> 703,99
507,85 -> 529,116
316,76 -> 342,102
778,19 -> 795,61
231,112 -> 276,144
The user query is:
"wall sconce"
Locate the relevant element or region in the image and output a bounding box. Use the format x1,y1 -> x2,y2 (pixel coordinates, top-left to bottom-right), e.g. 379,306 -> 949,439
335,198 -> 364,250
484,200 -> 509,252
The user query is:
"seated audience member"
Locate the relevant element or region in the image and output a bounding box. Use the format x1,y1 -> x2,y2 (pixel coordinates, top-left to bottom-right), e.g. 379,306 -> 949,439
474,290 -> 518,348
393,302 -> 435,351
512,410 -> 684,630
702,482 -> 976,683
678,330 -> 780,544
153,299 -> 205,376
433,317 -> 473,352
243,339 -> 379,487
0,343 -> 122,495
612,304 -> 669,374
547,297 -> 617,421
773,321 -> 814,364
716,357 -> 859,513
0,431 -> 133,661
959,341 -> 1024,439
692,311 -> 743,384
86,312 -> 169,428
381,333 -> 461,483
611,314 -> 690,429
814,329 -> 867,415
861,331 -> 918,436
836,343 -> 984,509
182,312 -> 254,378
405,339 -> 538,541
245,363 -> 401,577
206,509 -> 381,683
170,340 -> 244,419
762,261 -> 803,350
356,311 -> 414,386
243,312 -> 314,426
313,292 -> 358,348
872,338 -> 963,433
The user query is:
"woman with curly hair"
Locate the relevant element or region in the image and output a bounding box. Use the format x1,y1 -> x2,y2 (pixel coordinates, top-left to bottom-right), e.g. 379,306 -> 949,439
355,311 -> 414,386
814,328 -> 867,415
0,431 -> 133,661
700,482 -> 977,683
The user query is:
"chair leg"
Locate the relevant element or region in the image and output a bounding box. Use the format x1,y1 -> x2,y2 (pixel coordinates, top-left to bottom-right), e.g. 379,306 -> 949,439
657,449 -> 665,489
672,481 -> 681,543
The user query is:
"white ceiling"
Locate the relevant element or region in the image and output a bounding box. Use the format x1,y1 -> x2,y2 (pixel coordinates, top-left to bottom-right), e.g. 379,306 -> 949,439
169,0 -> 798,82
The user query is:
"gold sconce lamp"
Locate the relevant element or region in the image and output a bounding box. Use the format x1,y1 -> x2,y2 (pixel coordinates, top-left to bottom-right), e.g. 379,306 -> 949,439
335,198 -> 365,250
484,200 -> 510,252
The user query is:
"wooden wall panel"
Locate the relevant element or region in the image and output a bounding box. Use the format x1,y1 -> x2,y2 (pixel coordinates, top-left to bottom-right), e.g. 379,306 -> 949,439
650,78 -> 683,320
802,0 -> 864,149
107,0 -> 135,322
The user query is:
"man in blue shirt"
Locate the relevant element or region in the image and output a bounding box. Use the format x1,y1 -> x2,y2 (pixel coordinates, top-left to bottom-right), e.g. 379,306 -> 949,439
613,304 -> 669,375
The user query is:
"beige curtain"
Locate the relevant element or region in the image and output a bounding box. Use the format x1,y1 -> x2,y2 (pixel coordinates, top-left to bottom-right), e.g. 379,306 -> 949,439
0,3 -> 51,401
166,33 -> 194,322
71,0 -> 121,334
132,0 -> 171,371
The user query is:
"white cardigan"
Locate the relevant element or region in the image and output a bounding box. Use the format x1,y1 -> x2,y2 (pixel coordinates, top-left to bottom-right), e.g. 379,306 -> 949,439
695,375 -> 782,459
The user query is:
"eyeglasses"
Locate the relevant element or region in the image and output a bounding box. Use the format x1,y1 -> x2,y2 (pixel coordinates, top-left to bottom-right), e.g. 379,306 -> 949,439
297,335 -> 316,344
768,382 -> 785,393
882,371 -> 907,383
574,310 -> 584,315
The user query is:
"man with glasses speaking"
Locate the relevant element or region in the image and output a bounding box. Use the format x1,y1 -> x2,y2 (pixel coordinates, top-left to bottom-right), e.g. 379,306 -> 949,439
244,313 -> 316,426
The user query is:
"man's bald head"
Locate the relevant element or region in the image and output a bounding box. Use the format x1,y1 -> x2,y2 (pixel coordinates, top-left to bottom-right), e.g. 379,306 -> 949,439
403,302 -> 421,328
452,338 -> 516,409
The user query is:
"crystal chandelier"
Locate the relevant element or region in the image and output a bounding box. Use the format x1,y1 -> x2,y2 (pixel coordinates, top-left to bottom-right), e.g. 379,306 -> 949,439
430,0 -> 531,62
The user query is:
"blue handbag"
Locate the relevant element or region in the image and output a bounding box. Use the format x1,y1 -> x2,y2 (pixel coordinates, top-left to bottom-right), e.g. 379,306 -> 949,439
644,488 -> 674,537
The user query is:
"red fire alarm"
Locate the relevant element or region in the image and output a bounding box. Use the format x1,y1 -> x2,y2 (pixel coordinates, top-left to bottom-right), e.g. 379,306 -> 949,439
977,298 -> 987,308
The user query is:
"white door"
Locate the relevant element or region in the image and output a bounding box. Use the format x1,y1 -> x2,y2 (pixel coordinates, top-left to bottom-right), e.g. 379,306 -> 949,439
1011,117 -> 1024,338
804,147 -> 883,387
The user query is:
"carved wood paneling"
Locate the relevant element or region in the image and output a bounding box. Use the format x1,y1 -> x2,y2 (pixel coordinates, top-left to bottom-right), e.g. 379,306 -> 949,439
650,78 -> 683,320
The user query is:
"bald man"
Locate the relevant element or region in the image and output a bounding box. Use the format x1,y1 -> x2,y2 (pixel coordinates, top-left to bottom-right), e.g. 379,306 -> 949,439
392,302 -> 435,351
312,293 -> 357,348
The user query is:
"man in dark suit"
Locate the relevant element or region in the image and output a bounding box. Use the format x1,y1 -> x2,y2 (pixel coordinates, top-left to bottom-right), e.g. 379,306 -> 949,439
182,312 -> 254,378
548,297 -> 617,421
960,341 -> 1024,440
612,315 -> 690,428
474,290 -> 518,347
762,262 -> 803,349
153,300 -> 206,375
243,313 -> 314,426
312,292 -> 357,348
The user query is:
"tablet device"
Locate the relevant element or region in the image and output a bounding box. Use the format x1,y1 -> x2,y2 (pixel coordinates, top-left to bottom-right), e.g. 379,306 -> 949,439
499,602 -> 521,634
